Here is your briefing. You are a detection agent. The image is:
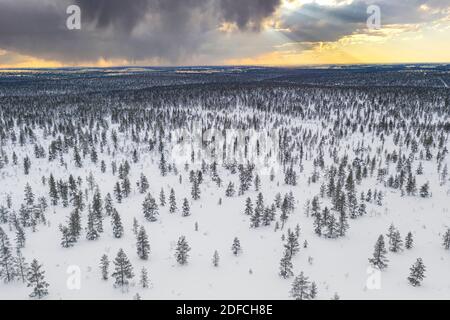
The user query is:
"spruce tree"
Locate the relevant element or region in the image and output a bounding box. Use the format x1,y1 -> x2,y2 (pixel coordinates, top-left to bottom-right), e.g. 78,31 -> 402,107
140,267 -> 149,288
112,249 -> 134,289
86,206 -> 99,241
169,188 -> 177,213
225,182 -> 235,197
15,250 -> 28,283
212,250 -> 220,267
405,231 -> 414,249
279,249 -> 294,279
175,236 -> 191,265
100,254 -> 109,280
139,173 -> 149,194
111,208 -> 124,238
244,197 -> 253,216
442,228 -> 450,250
369,235 -> 389,270
284,229 -> 300,257
0,227 -> 16,282
408,258 -> 426,287
159,188 -> 166,206
231,237 -> 242,255
27,259 -> 49,299
136,226 -> 150,260
290,272 -> 311,300
143,193 -> 159,221
182,198 -> 190,217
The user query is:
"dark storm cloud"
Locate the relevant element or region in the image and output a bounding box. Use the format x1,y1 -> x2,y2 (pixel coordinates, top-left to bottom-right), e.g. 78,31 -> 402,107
74,0 -> 150,33
0,0 -> 281,64
219,0 -> 281,30
280,0 -> 449,43
0,0 -> 448,65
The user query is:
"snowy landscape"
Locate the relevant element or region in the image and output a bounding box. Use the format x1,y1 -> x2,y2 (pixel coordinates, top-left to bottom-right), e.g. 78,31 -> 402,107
0,65 -> 450,300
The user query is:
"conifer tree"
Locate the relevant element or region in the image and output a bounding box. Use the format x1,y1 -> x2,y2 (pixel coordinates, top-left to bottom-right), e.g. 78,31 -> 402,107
279,249 -> 294,279
112,249 -> 134,289
86,206 -> 99,241
15,250 -> 28,283
231,237 -> 242,255
182,198 -> 190,217
284,229 -> 300,257
244,197 -> 253,216
212,250 -> 220,267
27,259 -> 49,299
143,193 -> 159,221
111,208 -> 124,238
159,188 -> 166,206
49,174 -> 59,205
140,267 -> 149,288
0,227 -> 16,282
114,182 -> 122,203
408,258 -> 426,287
175,236 -> 191,265
369,235 -> 389,270
100,254 -> 109,280
136,226 -> 150,260
139,174 -> 149,194
169,188 -> 177,213
290,272 -> 311,300
225,182 -> 235,197
442,228 -> 450,250
405,232 -> 414,249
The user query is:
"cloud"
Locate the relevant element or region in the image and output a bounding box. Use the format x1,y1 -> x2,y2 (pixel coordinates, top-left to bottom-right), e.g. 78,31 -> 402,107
0,0 -> 448,66
278,0 -> 450,43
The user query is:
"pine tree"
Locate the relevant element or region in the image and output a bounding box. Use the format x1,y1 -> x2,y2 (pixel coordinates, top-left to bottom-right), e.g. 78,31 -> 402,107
212,250 -> 220,267
159,188 -> 166,206
114,182 -> 122,203
231,237 -> 242,255
279,249 -> 294,279
132,218 -> 139,235
0,227 -> 16,282
139,174 -> 149,194
182,198 -> 190,217
419,182 -> 430,198
68,208 -> 81,241
225,182 -> 235,197
442,228 -> 450,250
387,224 -> 403,252
49,174 -> 58,205
104,193 -> 114,216
290,272 -> 311,300
92,189 -> 103,233
111,208 -> 124,238
405,232 -> 413,249
100,254 -> 109,280
86,206 -> 99,241
408,258 -> 426,287
15,250 -> 28,283
27,259 -> 49,299
244,197 -> 253,216
169,188 -> 177,213
310,282 -> 318,299
24,183 -> 34,206
59,224 -> 74,248
284,229 -> 300,257
136,226 -> 150,260
369,235 -> 389,270
15,225 -> 26,249
143,193 -> 159,221
175,236 -> 191,265
112,249 -> 134,289
140,267 -> 149,288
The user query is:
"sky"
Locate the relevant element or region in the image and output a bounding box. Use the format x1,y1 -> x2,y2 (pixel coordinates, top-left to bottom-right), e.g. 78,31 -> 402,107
0,0 -> 449,68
